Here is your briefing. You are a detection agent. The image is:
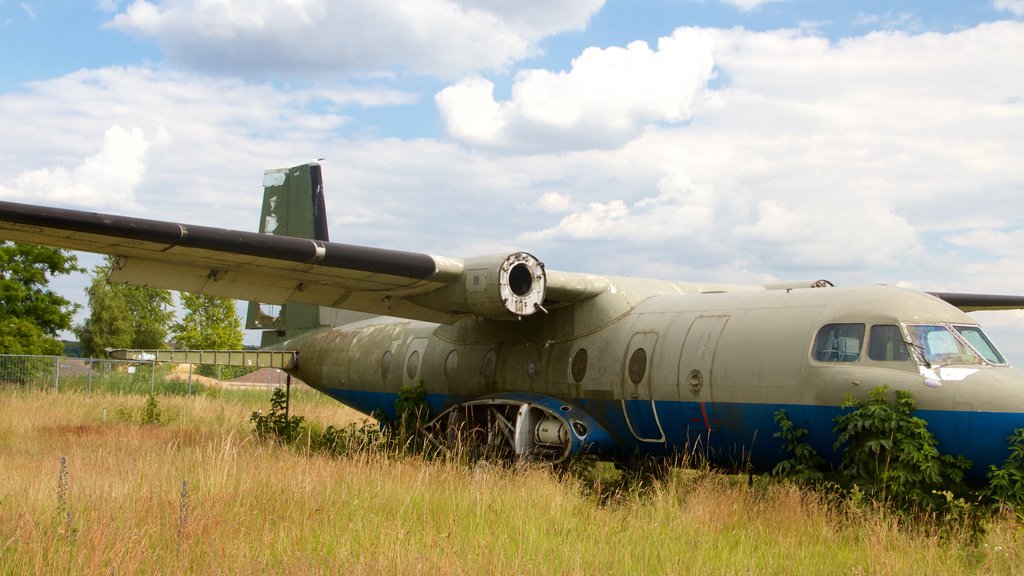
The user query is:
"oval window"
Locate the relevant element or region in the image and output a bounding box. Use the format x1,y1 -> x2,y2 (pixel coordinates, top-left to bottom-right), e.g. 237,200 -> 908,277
444,349 -> 459,381
380,350 -> 393,380
570,348 -> 588,383
405,349 -> 420,380
482,350 -> 497,385
628,348 -> 647,385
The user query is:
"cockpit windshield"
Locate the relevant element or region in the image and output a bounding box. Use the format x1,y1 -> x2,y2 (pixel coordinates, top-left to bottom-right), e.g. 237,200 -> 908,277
906,324 -> 1006,366
953,325 -> 1007,364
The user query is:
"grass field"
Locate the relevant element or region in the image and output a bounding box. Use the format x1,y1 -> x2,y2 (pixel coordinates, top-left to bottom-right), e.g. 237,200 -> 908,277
2,387 -> 1022,575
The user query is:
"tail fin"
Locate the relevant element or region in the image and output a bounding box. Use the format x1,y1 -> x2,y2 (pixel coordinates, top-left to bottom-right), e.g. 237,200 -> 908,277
258,162 -> 330,241
245,162 -> 331,347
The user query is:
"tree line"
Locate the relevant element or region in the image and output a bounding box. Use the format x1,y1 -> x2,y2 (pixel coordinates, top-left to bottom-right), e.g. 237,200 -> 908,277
1,242 -> 243,358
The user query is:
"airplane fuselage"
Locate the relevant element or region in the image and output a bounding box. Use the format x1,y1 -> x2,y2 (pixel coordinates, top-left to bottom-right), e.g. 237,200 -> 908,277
288,281 -> 1024,479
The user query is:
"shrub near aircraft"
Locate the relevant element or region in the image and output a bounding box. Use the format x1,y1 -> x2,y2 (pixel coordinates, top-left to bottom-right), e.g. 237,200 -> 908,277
2,162 -> 1024,479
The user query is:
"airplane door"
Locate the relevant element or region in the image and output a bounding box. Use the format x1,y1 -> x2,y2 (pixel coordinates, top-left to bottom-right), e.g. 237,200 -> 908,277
677,315 -> 728,432
620,332 -> 665,442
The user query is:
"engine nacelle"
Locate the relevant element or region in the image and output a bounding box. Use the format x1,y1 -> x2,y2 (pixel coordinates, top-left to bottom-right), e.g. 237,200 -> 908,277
412,251 -> 547,320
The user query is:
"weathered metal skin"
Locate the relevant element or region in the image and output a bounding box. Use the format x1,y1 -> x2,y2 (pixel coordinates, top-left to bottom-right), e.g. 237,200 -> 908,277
287,282 -> 1024,480
5,182 -> 1024,481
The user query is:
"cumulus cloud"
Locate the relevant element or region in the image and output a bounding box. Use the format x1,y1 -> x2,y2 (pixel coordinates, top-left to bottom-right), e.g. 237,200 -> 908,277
2,22 -> 1022,296
436,28 -> 716,149
0,125 -> 154,209
994,0 -> 1024,17
947,229 -> 1024,259
731,200 -> 919,269
107,0 -> 604,79
0,65 -> 428,225
522,174 -> 719,243
535,191 -> 573,213
505,22 -> 1024,277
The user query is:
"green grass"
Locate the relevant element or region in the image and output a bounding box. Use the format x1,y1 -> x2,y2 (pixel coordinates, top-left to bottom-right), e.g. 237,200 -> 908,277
1,387 -> 1022,574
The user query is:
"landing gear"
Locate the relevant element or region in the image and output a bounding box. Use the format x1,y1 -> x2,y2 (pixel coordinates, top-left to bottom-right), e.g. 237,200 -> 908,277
428,399 -> 575,463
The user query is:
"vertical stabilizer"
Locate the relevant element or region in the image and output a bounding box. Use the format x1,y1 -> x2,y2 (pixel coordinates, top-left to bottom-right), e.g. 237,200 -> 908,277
246,162 -> 329,347
258,162 -> 329,241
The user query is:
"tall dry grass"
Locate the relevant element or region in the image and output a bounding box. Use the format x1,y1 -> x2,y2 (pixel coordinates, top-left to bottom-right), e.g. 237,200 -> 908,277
1,387 -> 1021,575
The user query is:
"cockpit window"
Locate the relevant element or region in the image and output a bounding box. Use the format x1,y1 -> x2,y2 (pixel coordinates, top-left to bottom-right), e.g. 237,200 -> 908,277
906,324 -> 982,366
954,325 -> 1006,365
813,323 -> 865,362
868,325 -> 910,361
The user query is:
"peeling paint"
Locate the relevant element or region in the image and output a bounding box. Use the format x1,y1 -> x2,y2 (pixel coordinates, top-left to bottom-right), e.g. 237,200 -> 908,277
263,171 -> 287,187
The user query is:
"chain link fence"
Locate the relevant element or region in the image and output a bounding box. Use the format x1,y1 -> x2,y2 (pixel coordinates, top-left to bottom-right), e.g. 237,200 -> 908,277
0,354 -> 301,396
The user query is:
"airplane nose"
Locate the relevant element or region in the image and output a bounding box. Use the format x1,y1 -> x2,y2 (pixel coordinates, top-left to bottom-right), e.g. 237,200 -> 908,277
964,366 -> 1024,413
930,367 -> 1024,481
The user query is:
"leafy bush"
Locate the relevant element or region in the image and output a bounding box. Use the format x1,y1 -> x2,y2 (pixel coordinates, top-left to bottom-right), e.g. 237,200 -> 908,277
832,386 -> 971,512
250,388 -> 304,444
389,381 -> 431,454
140,394 -> 163,424
306,419 -> 383,456
772,409 -> 826,484
982,428 -> 1024,514
773,386 -> 975,519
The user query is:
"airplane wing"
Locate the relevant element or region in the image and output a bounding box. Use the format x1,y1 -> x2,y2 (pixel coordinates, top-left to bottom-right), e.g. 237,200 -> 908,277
0,201 -> 606,324
928,292 -> 1024,312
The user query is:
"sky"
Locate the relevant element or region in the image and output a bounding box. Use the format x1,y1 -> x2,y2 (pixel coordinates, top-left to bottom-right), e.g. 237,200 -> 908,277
1,0 -> 1023,360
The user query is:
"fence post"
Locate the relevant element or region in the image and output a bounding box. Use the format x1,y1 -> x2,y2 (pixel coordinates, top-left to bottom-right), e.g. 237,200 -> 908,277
54,356 -> 60,392
88,360 -> 93,397
151,362 -> 156,395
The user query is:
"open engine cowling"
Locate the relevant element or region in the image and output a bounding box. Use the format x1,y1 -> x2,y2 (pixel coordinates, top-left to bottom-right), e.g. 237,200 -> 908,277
411,251 -> 548,320
426,394 -> 614,463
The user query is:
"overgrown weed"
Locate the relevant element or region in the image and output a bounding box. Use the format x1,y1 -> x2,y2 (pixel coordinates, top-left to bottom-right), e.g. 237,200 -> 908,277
5,386 -> 1020,574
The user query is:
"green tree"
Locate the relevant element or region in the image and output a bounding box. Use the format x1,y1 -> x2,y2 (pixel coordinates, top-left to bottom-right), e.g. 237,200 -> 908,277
75,257 -> 174,357
172,293 -> 244,377
0,242 -> 82,354
172,293 -> 244,350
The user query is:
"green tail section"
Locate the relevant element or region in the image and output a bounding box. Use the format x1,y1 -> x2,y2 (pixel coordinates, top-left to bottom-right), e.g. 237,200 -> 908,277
245,162 -> 330,347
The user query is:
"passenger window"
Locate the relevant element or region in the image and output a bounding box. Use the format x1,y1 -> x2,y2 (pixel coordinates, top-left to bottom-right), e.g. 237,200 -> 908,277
813,324 -> 865,362
868,325 -> 910,361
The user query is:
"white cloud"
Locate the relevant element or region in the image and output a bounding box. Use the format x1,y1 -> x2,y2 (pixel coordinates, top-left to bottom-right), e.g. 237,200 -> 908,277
434,76 -> 507,144
731,200 -> 919,269
437,28 -> 716,149
19,2 -> 36,19
719,0 -> 785,12
522,174 -> 719,244
994,0 -> 1024,17
95,0 -> 122,12
1,22 -> 1023,330
489,22 -> 1024,277
107,0 -> 604,79
0,66 -> 428,224
535,191 -> 572,213
948,229 -> 1024,259
0,125 -> 153,209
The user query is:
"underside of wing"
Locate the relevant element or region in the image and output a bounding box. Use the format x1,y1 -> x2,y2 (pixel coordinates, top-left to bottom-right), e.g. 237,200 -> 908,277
0,201 -> 606,324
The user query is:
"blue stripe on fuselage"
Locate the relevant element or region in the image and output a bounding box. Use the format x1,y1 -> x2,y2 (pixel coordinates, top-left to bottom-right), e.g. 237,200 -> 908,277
316,387 -> 1021,482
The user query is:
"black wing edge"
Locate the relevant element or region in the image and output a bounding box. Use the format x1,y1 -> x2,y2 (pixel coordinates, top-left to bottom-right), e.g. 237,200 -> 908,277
929,292 -> 1024,312
0,200 -> 437,280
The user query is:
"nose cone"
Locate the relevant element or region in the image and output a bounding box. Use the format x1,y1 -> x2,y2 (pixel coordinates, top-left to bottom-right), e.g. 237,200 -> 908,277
962,365 -> 1024,412
924,366 -> 1024,482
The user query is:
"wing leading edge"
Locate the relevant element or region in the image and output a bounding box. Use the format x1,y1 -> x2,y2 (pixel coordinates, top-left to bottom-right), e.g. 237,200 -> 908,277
0,200 -> 606,324
929,292 -> 1024,312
